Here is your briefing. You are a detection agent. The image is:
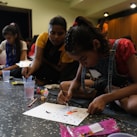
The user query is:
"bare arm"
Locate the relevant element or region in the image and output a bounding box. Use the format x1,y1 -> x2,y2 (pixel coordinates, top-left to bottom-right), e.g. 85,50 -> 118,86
20,50 -> 27,60
88,54 -> 137,114
73,63 -> 83,81
104,54 -> 137,103
30,46 -> 43,72
3,65 -> 18,71
22,46 -> 43,77
58,64 -> 82,103
67,64 -> 82,93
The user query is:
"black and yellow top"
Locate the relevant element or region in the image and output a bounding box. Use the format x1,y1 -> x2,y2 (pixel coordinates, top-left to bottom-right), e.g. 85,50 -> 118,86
35,32 -> 73,64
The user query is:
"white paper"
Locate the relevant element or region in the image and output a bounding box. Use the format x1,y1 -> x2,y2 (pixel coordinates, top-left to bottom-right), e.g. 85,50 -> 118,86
23,102 -> 89,126
44,84 -> 60,89
89,69 -> 101,78
16,60 -> 32,68
89,123 -> 104,133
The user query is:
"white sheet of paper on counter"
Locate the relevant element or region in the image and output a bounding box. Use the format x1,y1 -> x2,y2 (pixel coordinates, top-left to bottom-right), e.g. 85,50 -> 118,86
16,60 -> 32,68
23,102 -> 89,126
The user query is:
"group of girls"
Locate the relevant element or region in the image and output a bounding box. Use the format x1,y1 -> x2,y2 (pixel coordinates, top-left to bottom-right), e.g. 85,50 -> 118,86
1,16 -> 137,115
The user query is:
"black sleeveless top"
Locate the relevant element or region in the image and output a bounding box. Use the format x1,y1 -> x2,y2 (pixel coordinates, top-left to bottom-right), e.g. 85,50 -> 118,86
43,39 -> 62,65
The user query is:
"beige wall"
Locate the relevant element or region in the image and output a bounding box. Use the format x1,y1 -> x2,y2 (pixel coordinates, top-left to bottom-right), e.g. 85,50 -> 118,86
5,0 -> 89,35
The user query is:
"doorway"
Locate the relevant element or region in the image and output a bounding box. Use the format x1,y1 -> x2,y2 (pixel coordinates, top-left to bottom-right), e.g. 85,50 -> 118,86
0,5 -> 32,42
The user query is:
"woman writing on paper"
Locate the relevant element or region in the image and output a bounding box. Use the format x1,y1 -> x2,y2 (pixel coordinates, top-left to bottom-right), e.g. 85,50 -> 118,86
58,16 -> 137,115
0,23 -> 27,78
22,16 -> 78,85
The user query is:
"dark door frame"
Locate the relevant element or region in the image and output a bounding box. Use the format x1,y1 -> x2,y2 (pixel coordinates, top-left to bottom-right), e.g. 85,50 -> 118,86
0,5 -> 32,39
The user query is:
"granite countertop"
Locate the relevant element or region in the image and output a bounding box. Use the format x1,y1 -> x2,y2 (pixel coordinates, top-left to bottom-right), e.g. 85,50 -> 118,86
0,81 -> 137,137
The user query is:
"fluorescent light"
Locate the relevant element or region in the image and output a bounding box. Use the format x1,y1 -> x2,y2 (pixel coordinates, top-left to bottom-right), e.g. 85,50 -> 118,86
104,12 -> 109,17
130,3 -> 136,9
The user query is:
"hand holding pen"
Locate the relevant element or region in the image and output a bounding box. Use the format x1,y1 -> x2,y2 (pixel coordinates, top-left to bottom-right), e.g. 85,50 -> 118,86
58,85 -> 72,105
60,85 -> 69,105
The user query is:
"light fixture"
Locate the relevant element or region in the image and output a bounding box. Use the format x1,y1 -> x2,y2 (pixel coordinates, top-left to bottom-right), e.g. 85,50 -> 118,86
130,2 -> 136,9
104,12 -> 109,17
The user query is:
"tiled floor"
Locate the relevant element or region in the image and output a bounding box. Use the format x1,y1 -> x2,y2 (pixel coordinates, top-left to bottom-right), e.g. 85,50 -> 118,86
0,81 -> 137,137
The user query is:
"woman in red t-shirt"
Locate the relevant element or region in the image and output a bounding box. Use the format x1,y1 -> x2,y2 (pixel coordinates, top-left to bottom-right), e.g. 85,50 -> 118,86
57,16 -> 137,115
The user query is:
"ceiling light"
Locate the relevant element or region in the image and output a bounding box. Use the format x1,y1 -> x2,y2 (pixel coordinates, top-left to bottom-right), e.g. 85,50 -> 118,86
130,3 -> 136,9
104,12 -> 109,17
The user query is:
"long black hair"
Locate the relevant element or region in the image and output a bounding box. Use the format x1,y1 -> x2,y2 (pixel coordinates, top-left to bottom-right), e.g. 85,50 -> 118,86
2,23 -> 22,62
65,16 -> 109,55
49,16 -> 67,31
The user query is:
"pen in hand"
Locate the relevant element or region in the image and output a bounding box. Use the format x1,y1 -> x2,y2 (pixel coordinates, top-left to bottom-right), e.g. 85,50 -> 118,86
60,85 -> 69,108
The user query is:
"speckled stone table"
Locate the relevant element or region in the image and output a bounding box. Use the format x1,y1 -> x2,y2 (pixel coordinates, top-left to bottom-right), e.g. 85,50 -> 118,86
0,81 -> 137,137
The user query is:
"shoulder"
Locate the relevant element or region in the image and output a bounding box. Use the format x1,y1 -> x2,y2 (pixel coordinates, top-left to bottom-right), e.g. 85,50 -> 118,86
21,40 -> 27,45
1,40 -> 7,45
38,32 -> 48,38
35,32 -> 49,48
117,38 -> 136,58
109,38 -> 136,61
60,44 -> 73,63
20,40 -> 27,50
0,40 -> 7,50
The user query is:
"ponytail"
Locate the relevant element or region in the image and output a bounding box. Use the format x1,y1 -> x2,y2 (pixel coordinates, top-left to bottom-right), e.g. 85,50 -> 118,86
65,16 -> 109,55
2,23 -> 22,62
74,16 -> 94,27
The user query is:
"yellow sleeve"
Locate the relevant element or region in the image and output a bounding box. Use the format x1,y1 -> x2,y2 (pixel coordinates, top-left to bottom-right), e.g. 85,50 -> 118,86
35,32 -> 48,48
60,46 -> 73,63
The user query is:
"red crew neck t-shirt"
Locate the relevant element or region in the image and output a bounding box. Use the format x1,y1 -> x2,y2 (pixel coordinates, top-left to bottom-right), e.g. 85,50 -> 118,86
109,38 -> 136,75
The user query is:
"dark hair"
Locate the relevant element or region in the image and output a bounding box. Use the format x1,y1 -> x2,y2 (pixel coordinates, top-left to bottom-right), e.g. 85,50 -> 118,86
49,16 -> 67,31
2,23 -> 22,62
65,16 -> 109,55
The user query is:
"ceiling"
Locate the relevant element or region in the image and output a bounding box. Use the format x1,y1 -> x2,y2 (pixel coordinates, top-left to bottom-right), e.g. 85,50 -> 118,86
60,0 -> 137,19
